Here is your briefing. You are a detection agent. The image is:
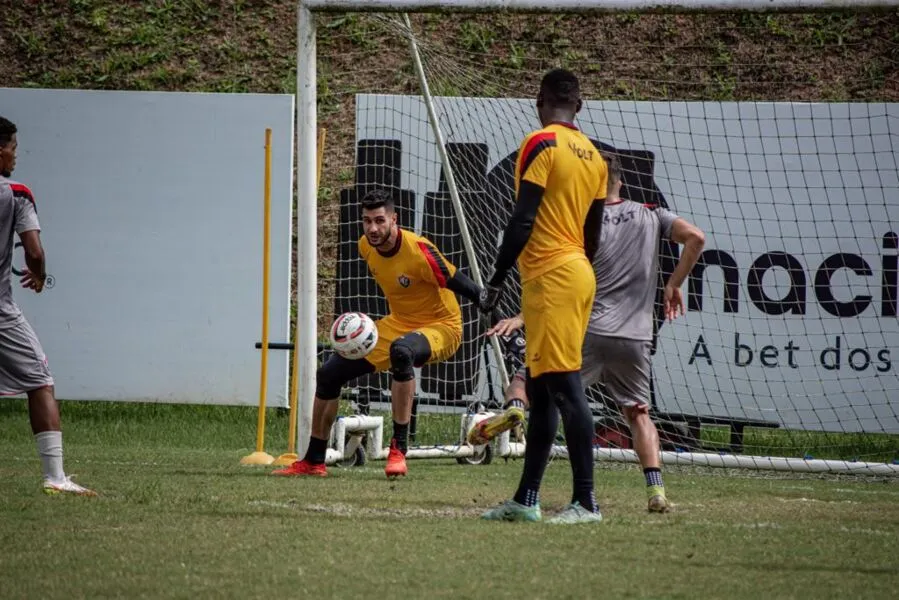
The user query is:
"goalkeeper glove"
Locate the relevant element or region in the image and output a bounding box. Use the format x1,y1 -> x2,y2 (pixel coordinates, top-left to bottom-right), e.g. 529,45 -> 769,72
479,282 -> 503,314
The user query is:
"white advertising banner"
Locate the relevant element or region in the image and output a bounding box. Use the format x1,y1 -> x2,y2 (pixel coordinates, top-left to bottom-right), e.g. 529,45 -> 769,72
354,94 -> 898,433
1,88 -> 294,406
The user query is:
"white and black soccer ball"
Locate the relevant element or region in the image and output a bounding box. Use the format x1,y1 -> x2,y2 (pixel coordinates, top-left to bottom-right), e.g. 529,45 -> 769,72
329,312 -> 379,360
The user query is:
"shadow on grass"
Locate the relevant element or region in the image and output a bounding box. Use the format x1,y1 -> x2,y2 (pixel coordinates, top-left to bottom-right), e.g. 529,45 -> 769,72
686,560 -> 896,576
166,468 -> 278,478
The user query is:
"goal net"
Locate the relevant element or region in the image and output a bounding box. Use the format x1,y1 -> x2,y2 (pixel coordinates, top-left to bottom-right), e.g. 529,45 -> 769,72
304,3 -> 899,473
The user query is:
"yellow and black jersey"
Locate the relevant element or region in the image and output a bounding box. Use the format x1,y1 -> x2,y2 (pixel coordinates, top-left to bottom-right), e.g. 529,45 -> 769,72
514,122 -> 608,282
358,228 -> 462,331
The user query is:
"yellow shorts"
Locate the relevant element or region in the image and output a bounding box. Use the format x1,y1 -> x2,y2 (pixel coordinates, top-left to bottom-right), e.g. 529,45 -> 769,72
364,315 -> 462,372
521,257 -> 596,378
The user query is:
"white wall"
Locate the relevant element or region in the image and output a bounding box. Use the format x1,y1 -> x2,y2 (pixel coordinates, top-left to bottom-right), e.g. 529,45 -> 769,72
1,88 -> 294,407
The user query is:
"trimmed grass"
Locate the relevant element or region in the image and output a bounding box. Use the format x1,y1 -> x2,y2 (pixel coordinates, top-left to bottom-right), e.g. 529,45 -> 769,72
1,400 -> 897,599
1,8 -> 896,596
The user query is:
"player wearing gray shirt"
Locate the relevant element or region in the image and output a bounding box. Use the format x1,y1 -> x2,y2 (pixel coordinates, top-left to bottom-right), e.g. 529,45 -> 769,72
587,200 -> 679,341
0,176 -> 41,328
0,116 -> 96,496
581,153 -> 705,513
474,152 -> 705,514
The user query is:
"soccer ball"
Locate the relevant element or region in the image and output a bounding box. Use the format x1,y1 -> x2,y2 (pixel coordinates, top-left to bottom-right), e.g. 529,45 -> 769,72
329,312 -> 379,360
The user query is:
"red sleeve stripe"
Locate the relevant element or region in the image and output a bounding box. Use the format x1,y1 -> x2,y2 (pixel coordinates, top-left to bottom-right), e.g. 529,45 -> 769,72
9,183 -> 34,204
518,132 -> 556,181
418,241 -> 450,288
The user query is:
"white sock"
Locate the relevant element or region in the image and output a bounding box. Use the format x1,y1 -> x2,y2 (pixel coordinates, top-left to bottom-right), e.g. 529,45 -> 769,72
34,430 -> 65,482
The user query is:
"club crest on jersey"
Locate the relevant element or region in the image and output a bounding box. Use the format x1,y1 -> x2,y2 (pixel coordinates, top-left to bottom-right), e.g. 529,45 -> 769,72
398,274 -> 411,288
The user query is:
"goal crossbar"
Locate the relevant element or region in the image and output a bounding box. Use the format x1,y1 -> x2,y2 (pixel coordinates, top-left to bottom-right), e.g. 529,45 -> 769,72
302,0 -> 899,13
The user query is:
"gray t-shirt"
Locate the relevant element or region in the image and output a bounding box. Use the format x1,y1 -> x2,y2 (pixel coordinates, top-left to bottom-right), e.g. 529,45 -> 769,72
588,199 -> 678,341
0,176 -> 41,329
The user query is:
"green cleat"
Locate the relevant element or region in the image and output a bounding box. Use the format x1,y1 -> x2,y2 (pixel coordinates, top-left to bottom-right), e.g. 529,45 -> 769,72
480,499 -> 541,522
547,502 -> 604,525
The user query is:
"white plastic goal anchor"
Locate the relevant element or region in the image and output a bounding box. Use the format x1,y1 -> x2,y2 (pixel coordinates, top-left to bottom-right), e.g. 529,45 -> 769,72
368,412 -> 502,462
324,412 -> 509,464
497,434 -> 526,460
325,415 -> 385,465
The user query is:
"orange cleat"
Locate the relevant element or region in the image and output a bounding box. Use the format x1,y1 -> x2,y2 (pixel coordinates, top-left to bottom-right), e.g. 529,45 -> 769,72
270,459 -> 327,477
384,440 -> 407,479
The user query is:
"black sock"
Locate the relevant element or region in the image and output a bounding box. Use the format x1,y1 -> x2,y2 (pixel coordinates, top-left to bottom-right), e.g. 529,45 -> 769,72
304,436 -> 327,465
513,375 -> 557,507
392,421 -> 409,454
544,372 -> 599,513
514,488 -> 540,508
504,398 -> 526,411
644,467 -> 664,488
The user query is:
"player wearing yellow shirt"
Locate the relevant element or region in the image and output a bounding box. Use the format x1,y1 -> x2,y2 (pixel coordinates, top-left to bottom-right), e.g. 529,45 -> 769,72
480,68 -> 608,524
273,188 -> 482,479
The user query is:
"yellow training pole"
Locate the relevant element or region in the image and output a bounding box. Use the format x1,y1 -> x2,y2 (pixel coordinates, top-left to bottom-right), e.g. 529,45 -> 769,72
274,127 -> 326,466
241,128 -> 275,466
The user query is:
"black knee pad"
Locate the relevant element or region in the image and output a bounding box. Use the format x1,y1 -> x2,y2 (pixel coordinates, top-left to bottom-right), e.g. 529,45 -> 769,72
389,339 -> 416,382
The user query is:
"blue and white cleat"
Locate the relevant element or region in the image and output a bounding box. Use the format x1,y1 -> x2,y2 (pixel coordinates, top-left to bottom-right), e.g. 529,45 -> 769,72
547,502 -> 603,524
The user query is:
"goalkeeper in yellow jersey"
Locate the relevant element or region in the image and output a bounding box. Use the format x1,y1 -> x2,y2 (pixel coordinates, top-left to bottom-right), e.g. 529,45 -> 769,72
272,188 -> 483,479
479,68 -> 608,524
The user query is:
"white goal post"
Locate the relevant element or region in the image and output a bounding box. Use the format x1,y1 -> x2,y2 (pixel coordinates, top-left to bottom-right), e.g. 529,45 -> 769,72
295,0 -> 899,475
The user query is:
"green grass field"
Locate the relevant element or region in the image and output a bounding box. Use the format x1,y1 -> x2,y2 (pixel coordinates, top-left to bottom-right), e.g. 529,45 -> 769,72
1,399 -> 897,600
